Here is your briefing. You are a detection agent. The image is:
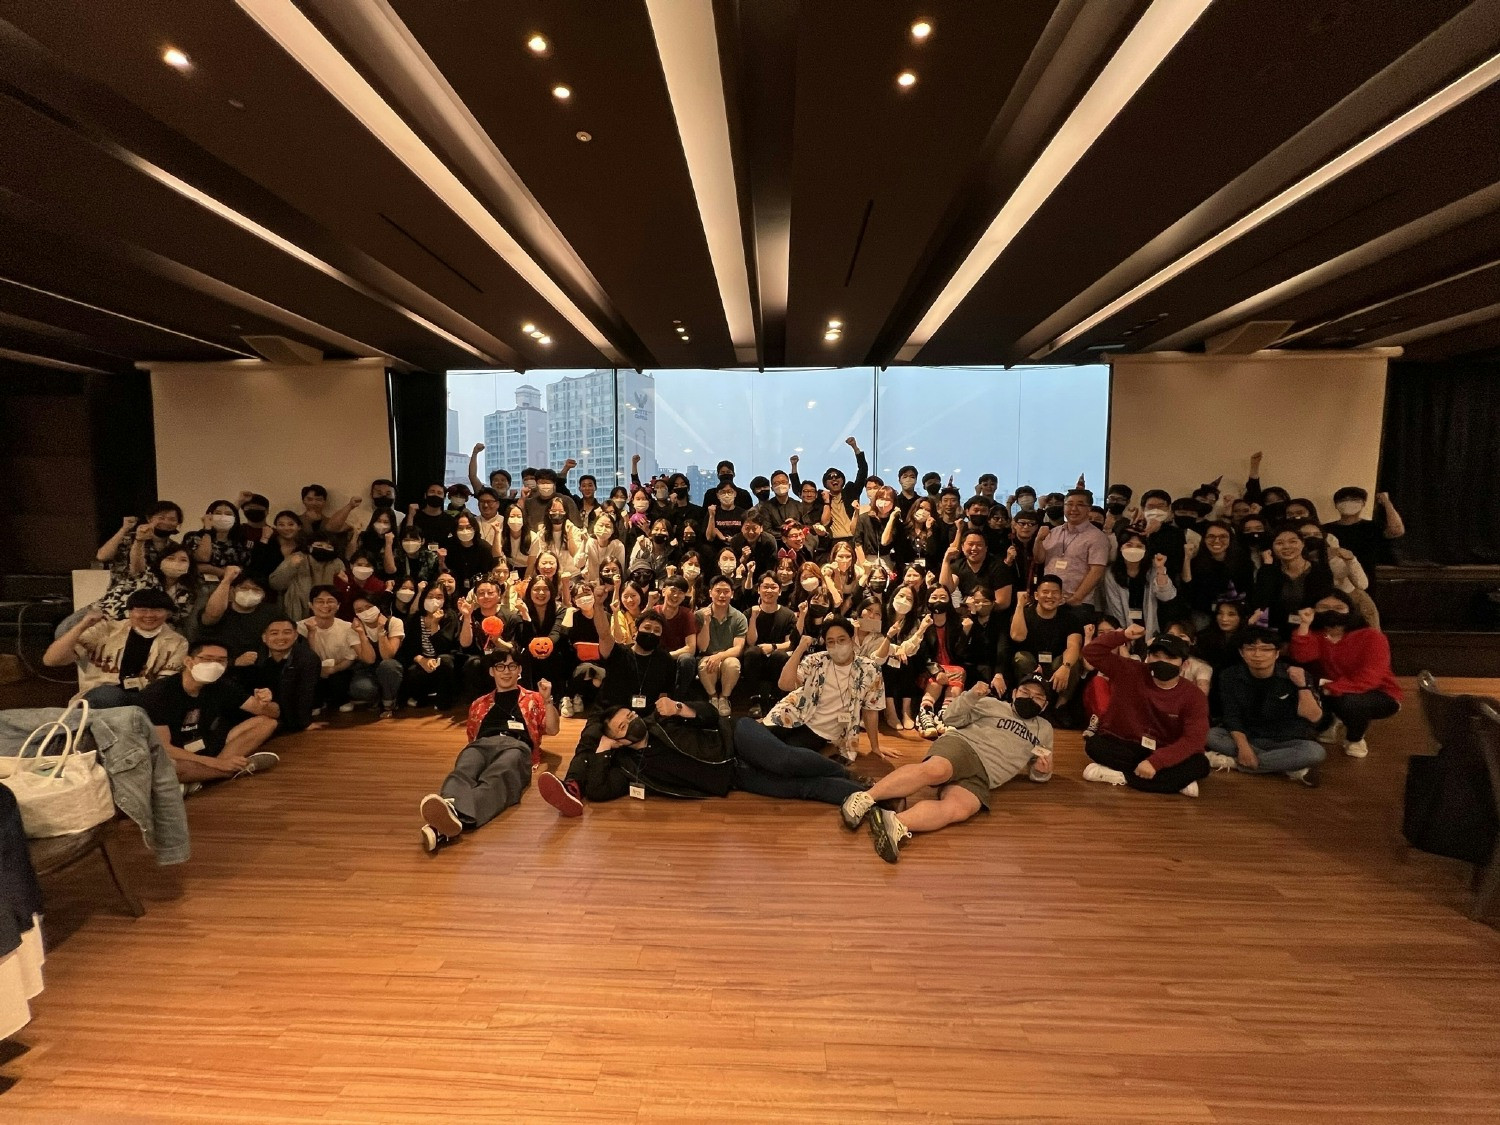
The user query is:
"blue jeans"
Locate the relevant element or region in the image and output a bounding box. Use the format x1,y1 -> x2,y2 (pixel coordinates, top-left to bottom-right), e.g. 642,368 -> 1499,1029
1207,727 -> 1325,773
350,659 -> 404,706
731,717 -> 862,806
81,683 -> 142,709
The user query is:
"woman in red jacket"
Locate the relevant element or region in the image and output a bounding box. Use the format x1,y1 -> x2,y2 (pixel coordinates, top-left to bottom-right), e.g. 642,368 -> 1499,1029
1287,591 -> 1401,759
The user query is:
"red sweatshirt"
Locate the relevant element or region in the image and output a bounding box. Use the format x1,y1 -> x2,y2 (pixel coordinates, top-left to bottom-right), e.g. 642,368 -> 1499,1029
1083,630 -> 1210,769
1287,627 -> 1402,701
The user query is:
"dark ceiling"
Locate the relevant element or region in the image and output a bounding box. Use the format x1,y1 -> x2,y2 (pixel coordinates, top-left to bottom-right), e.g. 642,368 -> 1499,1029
0,0 -> 1496,377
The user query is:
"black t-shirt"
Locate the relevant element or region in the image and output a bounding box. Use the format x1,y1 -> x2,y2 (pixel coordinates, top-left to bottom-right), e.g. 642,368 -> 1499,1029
598,646 -> 678,712
119,629 -> 154,681
748,604 -> 797,648
476,688 -> 534,748
709,505 -> 748,540
1323,518 -> 1387,577
195,602 -> 281,659
952,554 -> 1014,598
729,532 -> 778,577
1015,605 -> 1082,660
140,675 -> 252,756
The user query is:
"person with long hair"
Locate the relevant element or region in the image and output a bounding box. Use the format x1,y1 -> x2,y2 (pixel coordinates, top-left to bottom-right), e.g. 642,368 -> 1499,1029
514,573 -> 574,692
1097,529 -> 1178,638
398,581 -> 459,710
184,499 -> 250,579
1250,523 -> 1336,640
1184,521 -> 1253,629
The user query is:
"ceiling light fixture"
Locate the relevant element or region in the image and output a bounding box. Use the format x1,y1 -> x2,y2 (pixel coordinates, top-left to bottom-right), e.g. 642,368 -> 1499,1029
910,20 -> 933,42
235,0 -> 621,363
521,322 -> 536,334
895,0 -> 1212,361
575,130 -> 592,143
645,0 -> 758,363
527,34 -> 549,55
680,335 -> 690,342
896,70 -> 917,89
162,47 -> 192,70
552,84 -> 572,101
824,330 -> 841,342
537,335 -> 552,345
1033,47 -> 1500,360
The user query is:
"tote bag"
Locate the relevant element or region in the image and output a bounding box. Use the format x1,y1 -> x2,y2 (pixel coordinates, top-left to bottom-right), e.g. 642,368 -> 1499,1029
1,700 -> 116,838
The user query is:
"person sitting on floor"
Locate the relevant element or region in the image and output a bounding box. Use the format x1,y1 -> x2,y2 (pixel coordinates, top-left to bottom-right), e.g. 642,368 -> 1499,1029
841,673 -> 1055,863
240,616 -> 321,735
1204,624 -> 1325,785
1287,592 -> 1402,759
139,641 -> 281,788
43,588 -> 186,708
417,645 -> 559,852
1080,625 -> 1210,797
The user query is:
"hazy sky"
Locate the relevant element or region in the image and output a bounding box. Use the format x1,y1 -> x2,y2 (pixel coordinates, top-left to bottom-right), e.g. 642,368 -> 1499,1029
447,365 -> 1109,496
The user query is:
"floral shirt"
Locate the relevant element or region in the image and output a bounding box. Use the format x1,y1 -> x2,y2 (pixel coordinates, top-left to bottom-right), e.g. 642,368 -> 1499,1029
465,686 -> 548,767
763,650 -> 885,756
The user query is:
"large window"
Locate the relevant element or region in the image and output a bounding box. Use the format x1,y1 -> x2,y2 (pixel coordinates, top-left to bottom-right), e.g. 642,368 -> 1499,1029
446,365 -> 1108,499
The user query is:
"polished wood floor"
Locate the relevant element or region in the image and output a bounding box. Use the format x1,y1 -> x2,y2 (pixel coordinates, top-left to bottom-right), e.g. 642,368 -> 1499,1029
5,678 -> 1500,1123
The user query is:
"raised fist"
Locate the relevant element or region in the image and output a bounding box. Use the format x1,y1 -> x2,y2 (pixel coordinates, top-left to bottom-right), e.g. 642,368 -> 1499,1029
655,695 -> 678,716
1153,553 -> 1168,571
1287,664 -> 1307,687
1296,607 -> 1316,628
538,678 -> 553,702
1123,623 -> 1146,641
844,436 -> 858,449
122,516 -> 139,531
224,565 -> 242,582
472,442 -> 485,455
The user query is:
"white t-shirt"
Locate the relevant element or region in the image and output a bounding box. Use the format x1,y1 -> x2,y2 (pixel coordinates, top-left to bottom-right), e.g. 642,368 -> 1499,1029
297,617 -> 360,663
805,658 -> 856,743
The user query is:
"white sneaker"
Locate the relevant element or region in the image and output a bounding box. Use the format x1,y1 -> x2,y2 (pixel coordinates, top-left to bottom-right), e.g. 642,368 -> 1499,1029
1082,763 -> 1127,786
420,793 -> 463,838
1205,751 -> 1237,772
840,790 -> 876,830
1344,739 -> 1368,758
1179,781 -> 1200,798
572,695 -> 585,715
338,701 -> 359,713
713,696 -> 732,717
1318,719 -> 1344,745
560,696 -> 575,718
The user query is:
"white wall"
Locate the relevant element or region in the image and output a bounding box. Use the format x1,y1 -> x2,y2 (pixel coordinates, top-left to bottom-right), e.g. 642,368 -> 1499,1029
1107,350 -> 1392,513
147,358 -> 393,524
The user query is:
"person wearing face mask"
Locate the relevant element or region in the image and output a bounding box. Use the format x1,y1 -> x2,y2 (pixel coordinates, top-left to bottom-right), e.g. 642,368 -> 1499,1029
1171,496 -> 1210,537
881,584 -> 931,731
393,528 -> 441,589
354,506 -> 402,581
1203,625 -> 1326,785
736,617 -> 888,796
269,532 -> 348,622
701,460 -> 754,511
922,488 -> 965,572
195,568 -> 283,664
922,472 -> 943,500
239,617 -> 321,735
1297,521 -> 1379,629
496,503 -> 532,573
43,589 -> 187,707
537,705 -> 687,815
408,484 -> 458,547
1080,626 -> 1211,796
1098,531 -> 1178,639
140,642 -> 281,785
346,594 -> 406,717
1130,490 -> 1187,580
335,552 -> 387,618
112,501 -> 185,586
522,468 -> 580,534
587,596 -> 683,718
754,470 -> 805,539
1006,485 -> 1038,515
1101,484 -> 1134,533
844,674 -> 1056,863
1288,593 -> 1401,758
705,480 -> 749,545
1322,486 -> 1404,589
911,586 -> 970,740
628,518 -> 674,583
231,492 -> 272,549
443,512 -> 500,593
854,485 -> 897,570
741,573 -> 800,717
397,583 -> 460,710
182,500 -> 251,580
417,646 -> 560,852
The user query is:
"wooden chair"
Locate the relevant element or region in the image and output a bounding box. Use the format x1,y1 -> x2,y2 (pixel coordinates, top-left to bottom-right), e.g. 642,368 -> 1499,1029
26,819 -> 144,918
1467,703 -> 1500,921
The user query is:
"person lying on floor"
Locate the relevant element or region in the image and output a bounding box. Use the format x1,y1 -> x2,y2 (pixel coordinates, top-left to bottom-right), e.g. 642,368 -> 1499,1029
418,645 -> 559,852
841,673 -> 1055,863
1079,625 -> 1211,797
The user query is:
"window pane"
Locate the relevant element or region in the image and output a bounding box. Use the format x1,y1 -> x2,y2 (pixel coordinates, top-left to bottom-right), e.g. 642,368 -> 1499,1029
447,368 -> 613,486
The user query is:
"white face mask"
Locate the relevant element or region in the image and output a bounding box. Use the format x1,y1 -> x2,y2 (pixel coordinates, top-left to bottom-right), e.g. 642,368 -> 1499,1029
233,589 -> 264,609
396,589 -> 416,604
507,516 -> 524,532
537,483 -> 556,498
1143,508 -> 1169,524
210,513 -> 235,531
826,640 -> 854,664
801,577 -> 821,592
350,565 -> 374,581
133,625 -> 164,639
575,595 -> 594,612
683,566 -> 701,579
1336,500 -> 1363,516
632,499 -> 649,512
720,560 -> 737,574
773,485 -> 789,498
1017,497 -> 1035,510
423,598 -> 444,614
456,529 -> 475,543
190,660 -> 226,684
161,560 -> 190,578
402,541 -> 422,555
357,606 -> 382,625
892,595 -> 913,614
1120,545 -> 1147,563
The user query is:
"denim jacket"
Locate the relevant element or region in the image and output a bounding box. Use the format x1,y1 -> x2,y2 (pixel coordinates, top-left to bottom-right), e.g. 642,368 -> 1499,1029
0,705 -> 190,865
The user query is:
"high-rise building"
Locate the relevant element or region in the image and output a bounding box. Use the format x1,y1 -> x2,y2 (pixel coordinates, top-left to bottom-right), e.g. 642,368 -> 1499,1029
444,405 -> 467,486
545,369 -> 656,486
482,384 -> 549,483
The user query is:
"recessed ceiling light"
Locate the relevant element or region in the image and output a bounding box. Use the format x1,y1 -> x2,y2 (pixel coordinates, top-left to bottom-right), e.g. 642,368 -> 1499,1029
896,70 -> 917,89
538,335 -> 552,345
806,400 -> 817,409
521,322 -> 536,334
827,318 -> 842,329
576,130 -> 592,143
910,20 -> 933,41
527,34 -> 549,55
163,47 -> 192,71
681,335 -> 690,341
552,84 -> 572,101
824,330 -> 841,341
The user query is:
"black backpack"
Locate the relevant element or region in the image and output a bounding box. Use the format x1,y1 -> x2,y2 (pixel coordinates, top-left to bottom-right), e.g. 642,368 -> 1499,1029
621,714 -> 736,799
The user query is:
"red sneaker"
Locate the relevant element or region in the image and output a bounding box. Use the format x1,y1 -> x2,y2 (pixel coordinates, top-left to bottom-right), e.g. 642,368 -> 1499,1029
537,771 -> 584,817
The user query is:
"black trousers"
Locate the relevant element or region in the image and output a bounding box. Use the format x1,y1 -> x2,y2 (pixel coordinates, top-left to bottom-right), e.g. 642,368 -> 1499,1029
1323,690 -> 1400,741
1086,732 -> 1210,794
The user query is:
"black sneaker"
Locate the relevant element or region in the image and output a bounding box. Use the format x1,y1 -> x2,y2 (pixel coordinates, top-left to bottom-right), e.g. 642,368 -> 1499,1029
914,707 -> 940,740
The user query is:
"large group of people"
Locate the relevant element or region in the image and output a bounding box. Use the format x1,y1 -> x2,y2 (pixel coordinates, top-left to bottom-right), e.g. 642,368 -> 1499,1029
44,440 -> 1408,861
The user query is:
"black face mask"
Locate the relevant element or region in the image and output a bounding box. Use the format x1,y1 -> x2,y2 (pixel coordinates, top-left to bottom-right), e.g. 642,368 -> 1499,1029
1313,610 -> 1350,629
753,489 -> 770,503
718,474 -> 734,485
652,532 -> 670,544
242,508 -> 267,523
424,496 -> 443,510
1301,541 -> 1326,563
1012,696 -> 1044,720
634,630 -> 661,653
310,547 -> 337,562
1105,502 -> 1127,516
372,495 -> 395,508
548,513 -> 566,524
1045,505 -> 1065,522
929,601 -> 949,614
1242,531 -> 1269,549
1147,660 -> 1180,682
1174,515 -> 1197,529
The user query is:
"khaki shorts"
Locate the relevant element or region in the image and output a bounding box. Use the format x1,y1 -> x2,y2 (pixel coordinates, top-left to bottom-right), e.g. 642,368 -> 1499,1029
926,733 -> 990,811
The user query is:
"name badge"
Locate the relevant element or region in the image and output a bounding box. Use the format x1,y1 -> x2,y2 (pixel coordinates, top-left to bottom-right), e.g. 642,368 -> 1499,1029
184,738 -> 207,754
321,658 -> 336,668
631,694 -> 648,710
1052,559 -> 1069,572
629,784 -> 646,800
122,677 -> 147,691
1141,736 -> 1157,752
1038,652 -> 1054,666
1288,614 -> 1303,625
507,719 -> 526,733
1129,608 -> 1144,621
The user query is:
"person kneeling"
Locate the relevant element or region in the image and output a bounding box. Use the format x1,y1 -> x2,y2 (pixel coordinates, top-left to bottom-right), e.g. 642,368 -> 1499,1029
842,674 -> 1054,863
418,646 -> 559,851
1080,625 -> 1210,796
1205,625 -> 1325,786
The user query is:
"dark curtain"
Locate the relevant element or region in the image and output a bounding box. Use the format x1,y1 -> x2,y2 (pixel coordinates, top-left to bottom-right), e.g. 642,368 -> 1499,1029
387,369 -> 447,508
87,371 -> 156,544
1380,360 -> 1500,564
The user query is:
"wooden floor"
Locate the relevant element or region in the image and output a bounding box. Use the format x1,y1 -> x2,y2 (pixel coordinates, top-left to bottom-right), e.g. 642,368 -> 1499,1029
5,679 -> 1500,1124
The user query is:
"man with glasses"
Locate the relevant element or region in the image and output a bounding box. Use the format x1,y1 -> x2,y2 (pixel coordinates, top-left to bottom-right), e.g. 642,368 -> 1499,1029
418,644 -> 560,851
1034,488 -> 1110,612
1204,625 -> 1326,786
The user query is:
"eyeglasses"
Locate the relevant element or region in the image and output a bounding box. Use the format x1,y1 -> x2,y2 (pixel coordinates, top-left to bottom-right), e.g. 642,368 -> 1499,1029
1242,644 -> 1279,654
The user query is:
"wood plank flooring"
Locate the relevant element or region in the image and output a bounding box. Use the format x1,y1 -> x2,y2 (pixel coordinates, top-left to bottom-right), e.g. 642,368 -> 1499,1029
4,678 -> 1500,1123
